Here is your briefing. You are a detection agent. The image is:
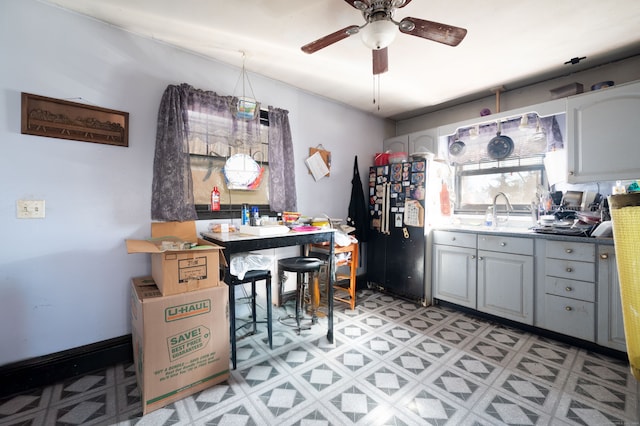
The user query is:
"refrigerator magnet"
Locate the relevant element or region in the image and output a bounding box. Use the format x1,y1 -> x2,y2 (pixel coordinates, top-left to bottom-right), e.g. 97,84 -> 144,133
412,161 -> 426,172
411,172 -> 425,184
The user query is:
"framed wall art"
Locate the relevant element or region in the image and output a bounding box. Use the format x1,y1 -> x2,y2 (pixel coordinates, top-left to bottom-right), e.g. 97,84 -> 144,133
21,92 -> 129,147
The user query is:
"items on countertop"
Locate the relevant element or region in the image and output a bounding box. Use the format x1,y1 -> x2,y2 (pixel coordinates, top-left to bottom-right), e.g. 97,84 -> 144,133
209,223 -> 238,233
613,180 -> 626,195
530,180 -> 640,237
250,206 -> 260,226
207,209 -> 351,237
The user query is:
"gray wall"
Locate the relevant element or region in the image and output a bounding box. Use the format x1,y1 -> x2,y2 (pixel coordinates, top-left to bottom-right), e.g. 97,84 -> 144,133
396,56 -> 640,135
0,0 -> 391,365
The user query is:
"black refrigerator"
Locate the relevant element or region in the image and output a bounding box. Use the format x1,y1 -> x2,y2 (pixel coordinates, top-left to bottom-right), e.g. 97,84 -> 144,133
367,158 -> 446,303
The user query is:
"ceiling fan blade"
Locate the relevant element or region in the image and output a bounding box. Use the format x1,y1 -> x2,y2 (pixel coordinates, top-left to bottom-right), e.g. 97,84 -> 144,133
344,0 -> 369,9
393,0 -> 413,7
372,47 -> 388,75
301,25 -> 360,54
399,17 -> 467,46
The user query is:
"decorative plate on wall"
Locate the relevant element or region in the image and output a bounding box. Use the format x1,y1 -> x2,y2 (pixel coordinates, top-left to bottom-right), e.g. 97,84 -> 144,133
223,153 -> 261,190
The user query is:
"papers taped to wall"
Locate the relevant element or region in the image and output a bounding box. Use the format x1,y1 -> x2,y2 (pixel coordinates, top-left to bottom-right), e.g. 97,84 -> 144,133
306,145 -> 331,181
305,151 -> 330,181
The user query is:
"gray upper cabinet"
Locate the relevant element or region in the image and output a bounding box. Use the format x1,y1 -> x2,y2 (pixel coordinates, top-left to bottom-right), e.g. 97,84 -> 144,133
383,128 -> 438,157
382,135 -> 408,153
566,80 -> 640,183
408,128 -> 437,156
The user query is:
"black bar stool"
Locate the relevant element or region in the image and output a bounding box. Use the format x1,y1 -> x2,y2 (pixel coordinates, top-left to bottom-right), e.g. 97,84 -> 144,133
226,268 -> 272,370
277,257 -> 323,333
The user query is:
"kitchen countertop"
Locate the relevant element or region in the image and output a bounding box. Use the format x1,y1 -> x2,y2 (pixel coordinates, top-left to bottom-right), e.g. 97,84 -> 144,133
434,223 -> 615,245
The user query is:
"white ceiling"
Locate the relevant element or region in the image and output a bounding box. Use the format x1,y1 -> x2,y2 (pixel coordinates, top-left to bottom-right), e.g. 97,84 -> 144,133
40,0 -> 640,120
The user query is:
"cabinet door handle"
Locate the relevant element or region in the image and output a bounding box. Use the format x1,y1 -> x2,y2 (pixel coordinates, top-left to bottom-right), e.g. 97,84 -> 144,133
471,255 -> 476,259
451,237 -> 456,241
478,256 -> 483,260
566,267 -> 573,273
600,253 -> 609,260
500,242 -> 506,247
565,286 -> 573,292
565,306 -> 573,311
565,248 -> 573,253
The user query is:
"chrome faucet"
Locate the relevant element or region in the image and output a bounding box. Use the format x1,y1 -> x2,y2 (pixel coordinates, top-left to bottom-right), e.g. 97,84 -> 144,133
493,192 -> 513,226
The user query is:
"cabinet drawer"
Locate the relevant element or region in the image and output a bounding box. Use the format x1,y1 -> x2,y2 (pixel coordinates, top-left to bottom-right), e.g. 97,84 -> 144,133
478,235 -> 533,255
546,240 -> 595,261
544,294 -> 595,341
433,231 -> 476,248
545,276 -> 595,302
546,258 -> 595,282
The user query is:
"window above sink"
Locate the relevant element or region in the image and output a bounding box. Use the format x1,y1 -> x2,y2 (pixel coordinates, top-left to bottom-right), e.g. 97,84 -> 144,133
440,111 -> 566,216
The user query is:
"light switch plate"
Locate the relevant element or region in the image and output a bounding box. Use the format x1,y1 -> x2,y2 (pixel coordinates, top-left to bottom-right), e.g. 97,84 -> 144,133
17,200 -> 45,219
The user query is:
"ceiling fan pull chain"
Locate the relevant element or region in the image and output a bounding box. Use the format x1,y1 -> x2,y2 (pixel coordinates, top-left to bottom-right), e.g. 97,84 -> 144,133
372,75 -> 376,105
372,75 -> 381,111
377,75 -> 381,111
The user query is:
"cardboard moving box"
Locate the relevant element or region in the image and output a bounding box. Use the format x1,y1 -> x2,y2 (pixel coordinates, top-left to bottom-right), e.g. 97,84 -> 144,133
126,221 -> 225,296
131,276 -> 230,415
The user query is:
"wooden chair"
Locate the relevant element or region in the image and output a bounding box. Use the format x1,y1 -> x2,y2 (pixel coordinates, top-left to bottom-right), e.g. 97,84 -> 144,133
311,242 -> 358,310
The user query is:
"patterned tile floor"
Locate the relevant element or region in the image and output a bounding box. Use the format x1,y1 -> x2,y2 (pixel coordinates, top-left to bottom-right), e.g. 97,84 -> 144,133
1,289 -> 639,425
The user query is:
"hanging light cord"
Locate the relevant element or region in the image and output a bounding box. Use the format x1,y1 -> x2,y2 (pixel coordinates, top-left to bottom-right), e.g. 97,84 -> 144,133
232,51 -> 257,101
372,75 -> 381,111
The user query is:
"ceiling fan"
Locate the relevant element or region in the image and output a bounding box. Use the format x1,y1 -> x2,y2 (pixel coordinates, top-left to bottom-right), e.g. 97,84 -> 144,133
301,0 -> 467,75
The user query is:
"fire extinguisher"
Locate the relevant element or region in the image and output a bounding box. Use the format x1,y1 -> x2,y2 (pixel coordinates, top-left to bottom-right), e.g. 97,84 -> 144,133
210,186 -> 220,211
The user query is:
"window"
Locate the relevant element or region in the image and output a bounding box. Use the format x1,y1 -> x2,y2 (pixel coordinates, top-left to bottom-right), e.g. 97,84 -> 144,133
151,83 -> 296,223
447,113 -> 564,215
187,109 -> 273,220
455,157 -> 545,214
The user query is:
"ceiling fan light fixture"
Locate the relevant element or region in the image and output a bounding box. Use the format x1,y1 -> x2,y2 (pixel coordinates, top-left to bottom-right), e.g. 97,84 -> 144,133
360,19 -> 397,50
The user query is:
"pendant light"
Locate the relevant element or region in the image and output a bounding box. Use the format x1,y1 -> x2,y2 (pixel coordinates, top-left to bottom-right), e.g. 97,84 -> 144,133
231,52 -> 259,121
224,51 -> 263,191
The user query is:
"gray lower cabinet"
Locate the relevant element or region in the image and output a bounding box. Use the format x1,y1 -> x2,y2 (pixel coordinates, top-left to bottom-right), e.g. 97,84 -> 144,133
432,231 -> 477,308
538,240 -> 596,342
433,230 -> 626,352
597,245 -> 626,351
477,235 -> 534,325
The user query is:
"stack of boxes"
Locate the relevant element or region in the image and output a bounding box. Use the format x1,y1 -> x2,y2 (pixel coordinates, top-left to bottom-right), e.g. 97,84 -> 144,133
126,221 -> 229,414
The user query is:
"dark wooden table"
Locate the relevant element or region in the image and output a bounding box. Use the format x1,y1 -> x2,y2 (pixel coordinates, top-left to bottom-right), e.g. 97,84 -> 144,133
201,228 -> 336,342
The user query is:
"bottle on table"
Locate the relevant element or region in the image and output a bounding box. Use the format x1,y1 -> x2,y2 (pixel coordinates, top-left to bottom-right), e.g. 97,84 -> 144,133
241,204 -> 249,225
210,186 -> 220,211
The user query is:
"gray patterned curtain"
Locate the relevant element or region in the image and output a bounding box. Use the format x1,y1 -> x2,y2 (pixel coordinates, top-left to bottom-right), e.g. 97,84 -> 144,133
151,83 -> 197,221
151,83 -> 296,220
268,106 -> 297,212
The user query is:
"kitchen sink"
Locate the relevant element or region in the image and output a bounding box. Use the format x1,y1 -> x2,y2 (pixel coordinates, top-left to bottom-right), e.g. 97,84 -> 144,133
445,214 -> 535,234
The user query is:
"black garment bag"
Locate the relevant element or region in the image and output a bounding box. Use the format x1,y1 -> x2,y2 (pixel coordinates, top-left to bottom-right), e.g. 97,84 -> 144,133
347,156 -> 368,242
